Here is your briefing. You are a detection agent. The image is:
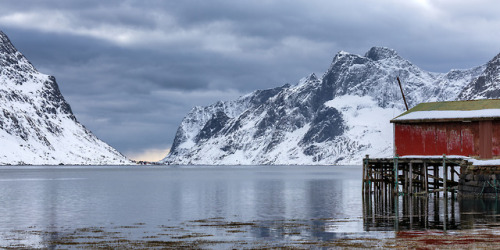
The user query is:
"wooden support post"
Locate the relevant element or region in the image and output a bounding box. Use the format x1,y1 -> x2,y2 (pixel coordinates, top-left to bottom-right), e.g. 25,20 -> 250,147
388,164 -> 392,196
424,162 -> 428,194
383,165 -> 387,204
402,165 -> 408,194
451,165 -> 455,199
409,162 -> 413,195
409,195 -> 413,229
443,155 -> 447,198
444,194 -> 448,232
363,155 -> 367,193
418,163 -> 422,193
416,163 -> 421,193
394,156 -> 399,196
434,165 -> 439,196
424,195 -> 429,229
376,168 -> 380,194
368,162 -> 373,194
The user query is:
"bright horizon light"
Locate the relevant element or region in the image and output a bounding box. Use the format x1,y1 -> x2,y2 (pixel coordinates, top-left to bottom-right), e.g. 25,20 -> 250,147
127,148 -> 170,162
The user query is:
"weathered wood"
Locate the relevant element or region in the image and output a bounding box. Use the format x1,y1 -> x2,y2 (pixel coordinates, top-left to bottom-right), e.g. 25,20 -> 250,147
409,162 -> 413,195
434,165 -> 439,196
364,156 -> 462,197
443,156 -> 448,198
394,157 -> 399,195
424,162 -> 428,194
362,156 -> 366,192
451,165 -> 455,199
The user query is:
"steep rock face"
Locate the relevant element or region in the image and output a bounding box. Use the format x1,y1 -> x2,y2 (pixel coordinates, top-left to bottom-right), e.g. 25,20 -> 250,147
163,46 -> 496,165
0,31 -> 130,165
457,53 -> 500,100
323,47 -> 485,109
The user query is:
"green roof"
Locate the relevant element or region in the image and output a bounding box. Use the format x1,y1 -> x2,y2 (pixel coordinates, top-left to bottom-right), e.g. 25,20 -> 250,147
392,99 -> 500,121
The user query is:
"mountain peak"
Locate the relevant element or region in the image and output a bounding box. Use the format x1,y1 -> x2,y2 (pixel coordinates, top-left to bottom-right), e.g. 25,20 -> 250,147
364,47 -> 399,61
0,30 -> 36,79
333,50 -> 354,60
307,73 -> 318,81
489,51 -> 500,65
0,30 -> 130,165
0,30 -> 18,55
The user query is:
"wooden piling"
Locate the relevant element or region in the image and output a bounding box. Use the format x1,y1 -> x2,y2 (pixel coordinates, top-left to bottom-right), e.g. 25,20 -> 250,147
394,156 -> 398,195
364,157 -> 461,197
451,165 -> 455,199
443,155 -> 447,198
409,162 -> 413,195
404,164 -> 408,194
424,162 -> 428,194
362,155 -> 367,192
434,165 -> 439,196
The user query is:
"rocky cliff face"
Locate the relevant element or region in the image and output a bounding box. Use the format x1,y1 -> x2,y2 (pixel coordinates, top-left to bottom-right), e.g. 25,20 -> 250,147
0,31 -> 130,165
457,53 -> 500,100
162,46 -> 497,165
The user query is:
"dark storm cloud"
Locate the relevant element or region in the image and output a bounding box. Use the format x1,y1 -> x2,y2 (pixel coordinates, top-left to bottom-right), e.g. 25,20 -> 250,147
1,0 -> 500,160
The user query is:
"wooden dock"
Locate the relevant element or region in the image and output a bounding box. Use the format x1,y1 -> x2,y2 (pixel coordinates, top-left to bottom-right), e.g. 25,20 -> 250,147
362,155 -> 465,197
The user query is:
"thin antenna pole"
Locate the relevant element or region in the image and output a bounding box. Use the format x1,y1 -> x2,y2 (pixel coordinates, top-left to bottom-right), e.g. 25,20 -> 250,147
397,76 -> 409,111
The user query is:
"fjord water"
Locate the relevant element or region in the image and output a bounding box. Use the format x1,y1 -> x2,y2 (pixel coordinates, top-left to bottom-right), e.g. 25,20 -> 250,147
0,165 -> 359,225
0,165 -> 362,246
1,165 -> 500,248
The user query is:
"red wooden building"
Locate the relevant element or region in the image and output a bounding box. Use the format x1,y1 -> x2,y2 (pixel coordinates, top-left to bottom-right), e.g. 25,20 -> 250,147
390,99 -> 500,159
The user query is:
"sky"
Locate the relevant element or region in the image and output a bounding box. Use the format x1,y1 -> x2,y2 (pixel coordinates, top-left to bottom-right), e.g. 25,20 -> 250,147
1,0 -> 500,161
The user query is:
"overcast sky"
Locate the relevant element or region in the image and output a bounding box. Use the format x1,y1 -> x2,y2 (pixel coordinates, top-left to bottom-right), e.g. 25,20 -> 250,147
1,0 -> 500,161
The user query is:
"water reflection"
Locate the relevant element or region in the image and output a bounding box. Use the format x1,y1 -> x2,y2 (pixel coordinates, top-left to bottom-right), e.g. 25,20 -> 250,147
460,198 -> 500,229
5,166 -> 500,248
363,192 -> 500,231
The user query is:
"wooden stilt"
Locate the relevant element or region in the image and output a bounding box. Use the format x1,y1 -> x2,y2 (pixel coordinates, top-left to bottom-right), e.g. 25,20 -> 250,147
394,156 -> 399,195
364,157 -> 461,199
443,155 -> 448,198
404,164 -> 408,194
409,162 -> 413,195
434,165 -> 439,196
368,163 -> 373,194
363,155 -> 367,193
451,165 -> 455,199
424,162 -> 428,194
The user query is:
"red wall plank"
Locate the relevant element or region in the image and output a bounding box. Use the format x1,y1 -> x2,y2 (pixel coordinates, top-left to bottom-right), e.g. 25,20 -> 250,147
461,126 -> 474,156
435,124 -> 448,155
492,121 -> 500,156
394,122 -> 481,157
447,124 -> 462,155
422,126 -> 437,155
479,120 -> 493,159
410,125 -> 424,155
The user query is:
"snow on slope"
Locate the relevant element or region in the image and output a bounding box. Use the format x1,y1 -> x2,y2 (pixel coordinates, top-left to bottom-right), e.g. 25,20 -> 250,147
162,47 -> 496,165
325,95 -> 401,160
0,30 -> 130,165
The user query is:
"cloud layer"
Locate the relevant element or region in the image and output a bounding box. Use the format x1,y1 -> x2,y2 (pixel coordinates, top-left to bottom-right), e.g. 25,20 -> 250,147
1,0 -> 500,160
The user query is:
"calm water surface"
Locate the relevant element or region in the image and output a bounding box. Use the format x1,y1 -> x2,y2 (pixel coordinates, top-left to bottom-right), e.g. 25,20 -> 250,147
1,165 -> 500,248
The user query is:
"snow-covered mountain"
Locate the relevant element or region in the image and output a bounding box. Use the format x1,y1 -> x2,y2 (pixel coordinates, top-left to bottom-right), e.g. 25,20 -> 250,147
0,31 -> 130,165
457,53 -> 500,100
162,46 -> 496,165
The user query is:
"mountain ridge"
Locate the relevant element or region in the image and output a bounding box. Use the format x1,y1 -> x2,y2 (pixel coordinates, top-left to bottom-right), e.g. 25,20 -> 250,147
162,46 -> 495,165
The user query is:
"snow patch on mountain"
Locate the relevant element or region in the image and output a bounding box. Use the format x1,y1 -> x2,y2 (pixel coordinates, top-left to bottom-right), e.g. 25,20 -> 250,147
325,95 -> 401,161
